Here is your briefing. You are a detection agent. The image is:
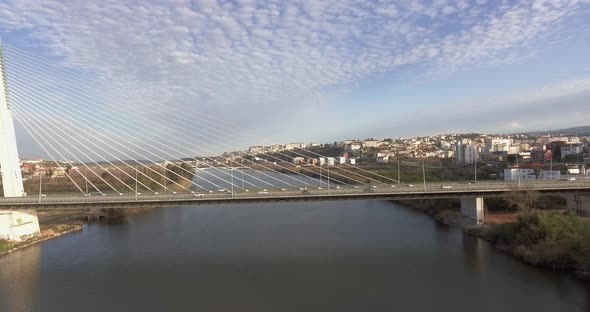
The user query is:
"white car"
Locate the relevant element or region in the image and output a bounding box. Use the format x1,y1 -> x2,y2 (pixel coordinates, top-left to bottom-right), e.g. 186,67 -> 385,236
193,193 -> 205,197
567,177 -> 576,181
407,184 -> 415,188
257,191 -> 269,195
441,185 -> 453,189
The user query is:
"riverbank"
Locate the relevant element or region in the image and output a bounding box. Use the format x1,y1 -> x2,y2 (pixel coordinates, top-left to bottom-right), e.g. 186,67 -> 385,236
0,222 -> 84,257
0,208 -> 154,257
397,199 -> 590,281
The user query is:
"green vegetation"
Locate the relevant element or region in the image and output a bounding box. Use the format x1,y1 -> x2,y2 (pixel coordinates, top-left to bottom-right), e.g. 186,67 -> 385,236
402,195 -> 587,278
485,212 -> 590,271
398,198 -> 461,222
0,239 -> 11,253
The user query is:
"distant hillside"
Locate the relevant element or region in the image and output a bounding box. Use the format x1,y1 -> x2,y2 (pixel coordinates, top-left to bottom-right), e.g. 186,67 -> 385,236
518,125 -> 590,135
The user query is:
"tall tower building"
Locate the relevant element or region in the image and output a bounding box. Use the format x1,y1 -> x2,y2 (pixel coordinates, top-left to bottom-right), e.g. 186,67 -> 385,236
0,39 -> 25,197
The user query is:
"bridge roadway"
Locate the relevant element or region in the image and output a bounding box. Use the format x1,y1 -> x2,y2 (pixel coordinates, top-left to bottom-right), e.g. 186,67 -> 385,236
1,180 -> 589,209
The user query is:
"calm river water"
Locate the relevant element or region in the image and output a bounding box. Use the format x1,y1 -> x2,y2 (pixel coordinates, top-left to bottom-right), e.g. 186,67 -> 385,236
1,200 -> 589,312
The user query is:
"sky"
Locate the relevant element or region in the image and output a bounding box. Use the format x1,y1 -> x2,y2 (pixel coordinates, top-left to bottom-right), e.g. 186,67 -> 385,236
0,0 -> 589,158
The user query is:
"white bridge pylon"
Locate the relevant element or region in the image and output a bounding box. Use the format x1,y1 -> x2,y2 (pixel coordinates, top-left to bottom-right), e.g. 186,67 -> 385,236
0,38 -> 24,198
0,38 -> 39,242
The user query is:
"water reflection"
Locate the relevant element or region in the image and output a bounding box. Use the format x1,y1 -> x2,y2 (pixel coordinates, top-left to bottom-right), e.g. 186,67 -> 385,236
0,245 -> 41,311
0,201 -> 589,312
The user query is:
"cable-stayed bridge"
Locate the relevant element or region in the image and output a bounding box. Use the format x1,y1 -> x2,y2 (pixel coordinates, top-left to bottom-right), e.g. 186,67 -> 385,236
0,39 -> 589,241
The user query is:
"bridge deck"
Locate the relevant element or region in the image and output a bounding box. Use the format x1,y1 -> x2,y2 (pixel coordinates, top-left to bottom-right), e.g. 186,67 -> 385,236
1,180 -> 589,209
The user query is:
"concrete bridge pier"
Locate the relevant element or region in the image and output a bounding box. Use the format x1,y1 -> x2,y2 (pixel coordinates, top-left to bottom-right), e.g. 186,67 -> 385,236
564,194 -> 590,217
461,197 -> 484,225
0,209 -> 41,241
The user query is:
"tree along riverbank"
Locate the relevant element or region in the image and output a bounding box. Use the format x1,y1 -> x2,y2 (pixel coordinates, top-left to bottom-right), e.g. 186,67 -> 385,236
0,208 -> 153,257
397,197 -> 590,281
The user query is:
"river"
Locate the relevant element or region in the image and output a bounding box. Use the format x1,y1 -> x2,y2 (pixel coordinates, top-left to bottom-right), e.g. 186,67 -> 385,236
1,200 -> 589,312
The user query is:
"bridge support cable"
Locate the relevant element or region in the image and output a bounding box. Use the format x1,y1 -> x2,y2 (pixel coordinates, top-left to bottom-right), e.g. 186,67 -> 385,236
12,103 -> 149,194
10,84 -> 263,192
11,96 -> 181,195
102,101 -> 353,187
4,54 -> 285,192
5,45 -> 368,189
13,108 -> 137,194
9,88 -> 208,194
195,112 -> 400,184
13,106 -> 140,193
13,109 -> 106,194
148,109 -> 372,184
4,58 -> 290,191
3,45 -> 346,189
2,52 -> 248,192
150,111 -> 358,185
5,76 -> 232,193
12,110 -> 88,195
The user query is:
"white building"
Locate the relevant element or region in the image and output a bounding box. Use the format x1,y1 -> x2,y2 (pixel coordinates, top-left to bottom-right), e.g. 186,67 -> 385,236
568,137 -> 581,143
338,156 -> 346,165
293,157 -> 305,165
455,141 -> 465,164
345,142 -> 362,151
561,144 -> 583,160
463,144 -> 479,165
285,143 -> 306,150
327,157 -> 335,166
508,146 -> 520,155
504,168 -> 536,182
456,141 -> 478,165
363,140 -> 382,148
485,138 -> 512,153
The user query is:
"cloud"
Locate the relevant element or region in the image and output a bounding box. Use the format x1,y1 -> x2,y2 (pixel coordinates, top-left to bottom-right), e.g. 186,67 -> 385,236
0,0 -> 588,157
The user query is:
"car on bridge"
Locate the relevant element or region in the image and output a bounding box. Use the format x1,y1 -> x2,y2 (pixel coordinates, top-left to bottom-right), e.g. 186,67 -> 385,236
257,191 -> 269,195
441,185 -> 453,189
192,193 -> 205,198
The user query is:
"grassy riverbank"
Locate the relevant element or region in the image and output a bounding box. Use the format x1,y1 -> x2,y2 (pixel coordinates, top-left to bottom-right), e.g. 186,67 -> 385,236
480,212 -> 590,278
398,198 -> 590,280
